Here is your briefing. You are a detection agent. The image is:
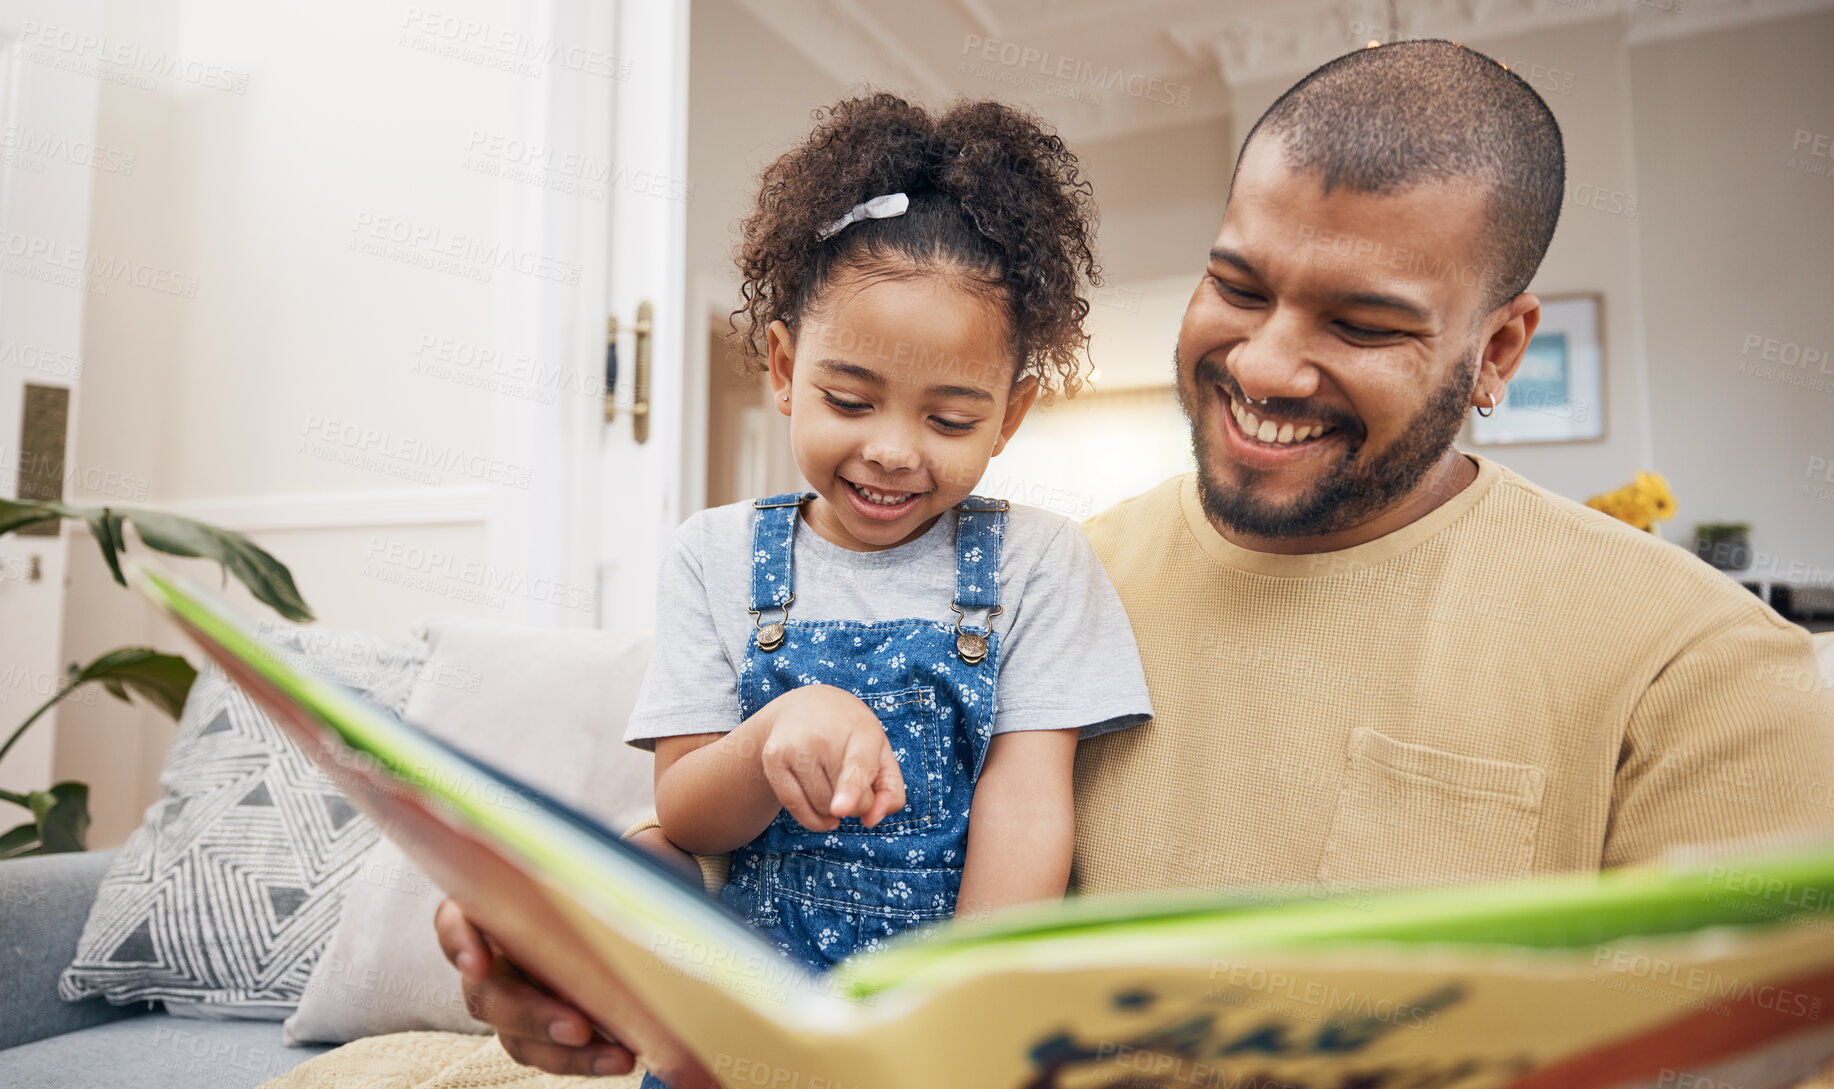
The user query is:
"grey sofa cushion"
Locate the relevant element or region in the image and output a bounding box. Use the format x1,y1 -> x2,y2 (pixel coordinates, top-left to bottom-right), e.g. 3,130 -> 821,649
0,849 -> 145,1050
0,1012 -> 328,1088
57,625 -> 426,1018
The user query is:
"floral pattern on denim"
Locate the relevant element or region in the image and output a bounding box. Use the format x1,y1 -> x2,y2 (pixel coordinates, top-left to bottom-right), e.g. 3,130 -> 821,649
720,493 -> 1008,975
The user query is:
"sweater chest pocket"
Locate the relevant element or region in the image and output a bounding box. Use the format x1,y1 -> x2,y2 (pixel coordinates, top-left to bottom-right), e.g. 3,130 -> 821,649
1318,727 -> 1546,887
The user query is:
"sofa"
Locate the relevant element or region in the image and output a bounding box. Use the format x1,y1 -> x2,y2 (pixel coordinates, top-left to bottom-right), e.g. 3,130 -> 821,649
0,617 -> 657,1089
3,619 -> 1832,1089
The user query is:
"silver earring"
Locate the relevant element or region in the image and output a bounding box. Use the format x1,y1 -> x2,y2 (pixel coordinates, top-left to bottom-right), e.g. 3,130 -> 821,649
1476,390 -> 1497,418
780,394 -> 789,402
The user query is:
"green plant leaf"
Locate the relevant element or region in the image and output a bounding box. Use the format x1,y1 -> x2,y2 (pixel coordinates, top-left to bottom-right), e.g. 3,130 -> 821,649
26,782 -> 89,853
75,505 -> 129,586
2,500 -> 312,623
73,648 -> 198,721
0,820 -> 40,858
123,509 -> 314,622
0,498 -> 64,537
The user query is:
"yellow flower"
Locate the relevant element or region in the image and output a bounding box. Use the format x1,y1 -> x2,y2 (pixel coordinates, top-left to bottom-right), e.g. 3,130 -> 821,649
1586,471 -> 1675,531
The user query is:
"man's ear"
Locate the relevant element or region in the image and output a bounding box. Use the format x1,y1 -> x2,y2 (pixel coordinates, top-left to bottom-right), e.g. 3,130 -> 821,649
766,320 -> 796,417
993,375 -> 1041,456
1474,293 -> 1542,405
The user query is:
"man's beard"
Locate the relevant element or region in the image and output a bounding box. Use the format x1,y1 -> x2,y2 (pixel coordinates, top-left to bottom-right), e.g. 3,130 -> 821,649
1177,348 -> 1477,539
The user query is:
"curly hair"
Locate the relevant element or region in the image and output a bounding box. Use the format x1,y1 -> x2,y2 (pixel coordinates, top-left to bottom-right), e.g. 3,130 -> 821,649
734,93 -> 1101,399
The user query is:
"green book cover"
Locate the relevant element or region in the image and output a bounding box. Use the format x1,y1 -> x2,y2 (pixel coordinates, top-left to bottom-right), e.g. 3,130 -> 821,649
133,561 -> 1834,1089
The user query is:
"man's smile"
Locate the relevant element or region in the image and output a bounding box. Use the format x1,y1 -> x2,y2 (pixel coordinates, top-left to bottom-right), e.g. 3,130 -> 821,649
1225,392 -> 1341,447
1212,382 -> 1354,473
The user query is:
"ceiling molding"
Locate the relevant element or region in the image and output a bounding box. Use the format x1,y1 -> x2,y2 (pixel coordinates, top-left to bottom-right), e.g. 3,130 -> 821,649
734,0 -> 951,100
739,0 -> 1234,143
1171,0 -> 1834,86
1172,0 -> 1630,88
733,0 -> 1833,140
1623,0 -> 1834,42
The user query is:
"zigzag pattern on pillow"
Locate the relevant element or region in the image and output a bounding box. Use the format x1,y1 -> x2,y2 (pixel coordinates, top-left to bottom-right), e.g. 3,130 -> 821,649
58,626 -> 425,1016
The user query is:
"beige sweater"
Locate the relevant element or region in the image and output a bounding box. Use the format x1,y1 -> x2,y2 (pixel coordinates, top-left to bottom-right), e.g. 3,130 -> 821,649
1072,455 -> 1834,894
269,456 -> 1834,1089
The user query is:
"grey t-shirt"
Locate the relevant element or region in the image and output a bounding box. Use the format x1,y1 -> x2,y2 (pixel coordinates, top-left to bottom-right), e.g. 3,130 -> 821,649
624,499 -> 1154,751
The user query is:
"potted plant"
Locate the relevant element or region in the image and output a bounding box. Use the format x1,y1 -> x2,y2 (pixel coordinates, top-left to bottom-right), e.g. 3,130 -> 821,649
1693,522 -> 1753,572
0,499 -> 310,857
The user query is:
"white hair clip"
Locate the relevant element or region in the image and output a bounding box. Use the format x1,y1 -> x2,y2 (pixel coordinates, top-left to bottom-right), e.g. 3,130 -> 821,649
817,192 -> 909,241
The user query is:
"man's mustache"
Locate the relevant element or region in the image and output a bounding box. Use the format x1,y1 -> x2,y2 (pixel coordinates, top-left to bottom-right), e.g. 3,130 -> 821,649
1190,356 -> 1366,443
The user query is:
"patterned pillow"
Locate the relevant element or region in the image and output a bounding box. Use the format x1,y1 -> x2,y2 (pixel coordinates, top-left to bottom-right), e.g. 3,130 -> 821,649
58,624 -> 427,1018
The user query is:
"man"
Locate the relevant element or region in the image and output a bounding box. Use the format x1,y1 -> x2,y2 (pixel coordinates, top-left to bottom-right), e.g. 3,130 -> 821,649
436,40 -> 1834,1084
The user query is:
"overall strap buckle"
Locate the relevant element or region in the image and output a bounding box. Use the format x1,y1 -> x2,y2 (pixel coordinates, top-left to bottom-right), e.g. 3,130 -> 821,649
948,600 -> 1002,665
950,494 -> 1008,664
750,595 -> 794,652
747,492 -> 812,651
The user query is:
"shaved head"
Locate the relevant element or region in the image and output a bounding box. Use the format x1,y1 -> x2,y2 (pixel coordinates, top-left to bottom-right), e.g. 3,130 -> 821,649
1233,39 -> 1565,313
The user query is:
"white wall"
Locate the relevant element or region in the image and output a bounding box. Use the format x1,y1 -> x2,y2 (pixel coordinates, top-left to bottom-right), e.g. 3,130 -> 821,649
987,117 -> 1225,512
687,0 -> 844,295
1074,116 -> 1235,287
56,0 -> 547,845
1632,10 -> 1834,585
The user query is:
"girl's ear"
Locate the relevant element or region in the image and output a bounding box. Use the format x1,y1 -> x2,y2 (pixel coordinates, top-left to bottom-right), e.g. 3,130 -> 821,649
993,375 -> 1041,456
766,320 -> 796,416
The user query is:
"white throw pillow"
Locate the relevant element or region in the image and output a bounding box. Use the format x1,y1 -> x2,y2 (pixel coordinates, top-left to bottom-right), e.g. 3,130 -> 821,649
283,619 -> 655,1045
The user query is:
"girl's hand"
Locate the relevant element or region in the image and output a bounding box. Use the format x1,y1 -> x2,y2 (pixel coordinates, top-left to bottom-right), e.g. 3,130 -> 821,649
761,684 -> 906,831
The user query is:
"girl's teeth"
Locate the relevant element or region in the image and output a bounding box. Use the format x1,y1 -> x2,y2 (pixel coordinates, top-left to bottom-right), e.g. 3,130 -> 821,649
856,483 -> 912,506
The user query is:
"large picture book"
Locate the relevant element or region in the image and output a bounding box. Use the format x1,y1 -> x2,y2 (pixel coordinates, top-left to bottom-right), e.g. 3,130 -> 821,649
133,561 -> 1834,1089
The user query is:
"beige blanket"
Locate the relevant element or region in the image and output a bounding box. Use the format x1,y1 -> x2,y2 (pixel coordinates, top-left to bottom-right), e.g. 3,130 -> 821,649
259,1029 -> 1834,1088
260,1032 -> 646,1089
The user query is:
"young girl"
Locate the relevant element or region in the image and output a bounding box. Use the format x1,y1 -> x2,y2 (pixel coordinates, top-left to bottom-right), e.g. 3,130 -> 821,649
623,94 -> 1152,1008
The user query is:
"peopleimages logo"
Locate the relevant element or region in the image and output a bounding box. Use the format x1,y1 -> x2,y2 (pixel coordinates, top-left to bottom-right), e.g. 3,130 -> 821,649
959,35 -> 1191,108
18,20 -> 251,94
0,231 -> 199,298
299,415 -> 534,489
348,213 -> 582,285
398,8 -> 630,80
0,339 -> 84,379
0,125 -> 136,175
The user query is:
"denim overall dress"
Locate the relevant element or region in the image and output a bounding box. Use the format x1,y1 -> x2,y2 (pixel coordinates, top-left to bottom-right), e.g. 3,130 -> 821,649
719,490 -> 1009,974
638,493 -> 1009,1087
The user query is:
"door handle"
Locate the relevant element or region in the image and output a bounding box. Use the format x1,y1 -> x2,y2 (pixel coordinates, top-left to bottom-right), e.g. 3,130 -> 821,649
602,301 -> 653,444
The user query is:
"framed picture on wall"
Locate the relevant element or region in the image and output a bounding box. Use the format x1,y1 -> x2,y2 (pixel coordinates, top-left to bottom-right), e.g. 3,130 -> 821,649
1469,293 -> 1606,445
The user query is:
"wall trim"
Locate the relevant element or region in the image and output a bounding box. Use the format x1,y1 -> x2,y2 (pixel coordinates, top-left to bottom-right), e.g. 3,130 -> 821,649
146,485 -> 492,533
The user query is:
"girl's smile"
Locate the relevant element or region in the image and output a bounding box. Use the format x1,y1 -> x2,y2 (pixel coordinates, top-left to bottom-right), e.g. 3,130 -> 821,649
840,476 -> 929,520
768,270 -> 1039,552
